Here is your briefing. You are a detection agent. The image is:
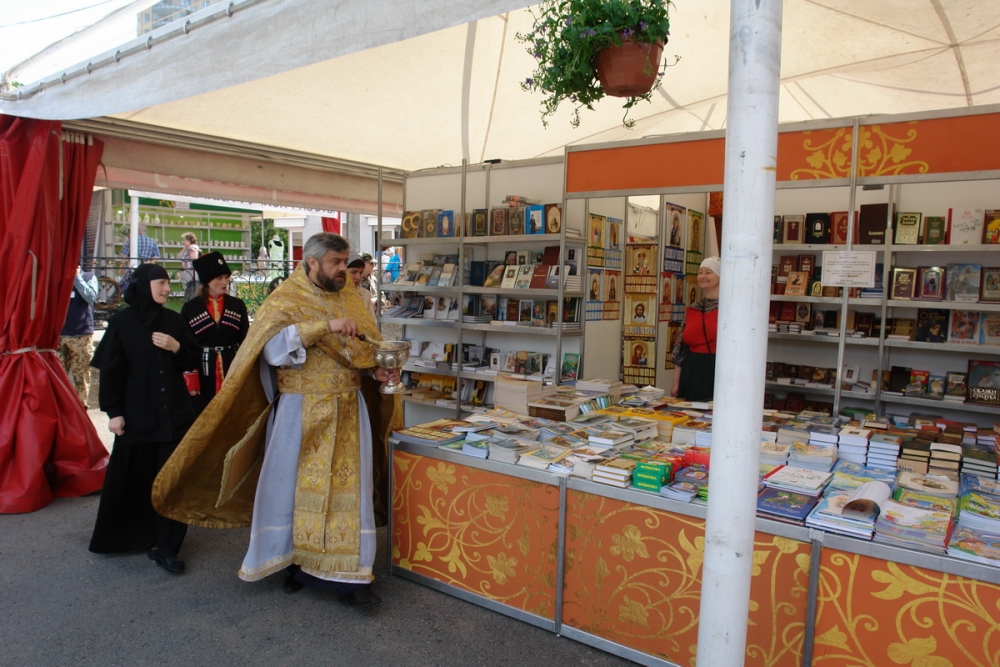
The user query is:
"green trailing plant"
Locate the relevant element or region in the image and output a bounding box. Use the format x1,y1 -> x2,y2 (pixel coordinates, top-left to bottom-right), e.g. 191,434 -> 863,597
516,0 -> 675,129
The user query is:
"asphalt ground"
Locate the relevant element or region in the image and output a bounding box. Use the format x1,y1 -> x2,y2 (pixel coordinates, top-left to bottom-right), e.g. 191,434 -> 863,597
0,394 -> 637,667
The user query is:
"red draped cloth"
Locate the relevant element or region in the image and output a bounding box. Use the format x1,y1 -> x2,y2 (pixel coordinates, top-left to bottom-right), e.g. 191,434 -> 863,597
0,115 -> 109,513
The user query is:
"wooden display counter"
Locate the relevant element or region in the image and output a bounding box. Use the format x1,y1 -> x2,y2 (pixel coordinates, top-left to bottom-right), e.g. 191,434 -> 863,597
390,442 -> 1000,667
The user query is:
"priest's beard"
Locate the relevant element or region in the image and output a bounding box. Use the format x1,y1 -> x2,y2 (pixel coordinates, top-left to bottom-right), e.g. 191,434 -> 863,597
311,265 -> 346,292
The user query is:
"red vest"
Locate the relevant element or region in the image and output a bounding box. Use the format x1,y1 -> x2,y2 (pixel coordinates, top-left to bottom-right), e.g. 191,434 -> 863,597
682,306 -> 718,354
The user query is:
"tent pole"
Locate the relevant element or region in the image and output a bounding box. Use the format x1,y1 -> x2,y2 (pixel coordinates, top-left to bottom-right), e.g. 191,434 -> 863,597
129,192 -> 139,267
696,1 -> 783,666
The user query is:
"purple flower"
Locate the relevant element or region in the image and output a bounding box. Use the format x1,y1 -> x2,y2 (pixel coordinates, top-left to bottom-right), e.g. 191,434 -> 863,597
564,17 -> 571,26
622,28 -> 635,39
579,28 -> 596,38
534,51 -> 542,59
525,77 -> 534,86
639,21 -> 648,32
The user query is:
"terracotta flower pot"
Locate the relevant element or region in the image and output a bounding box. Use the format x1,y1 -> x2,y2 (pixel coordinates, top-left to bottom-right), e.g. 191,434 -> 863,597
594,39 -> 664,98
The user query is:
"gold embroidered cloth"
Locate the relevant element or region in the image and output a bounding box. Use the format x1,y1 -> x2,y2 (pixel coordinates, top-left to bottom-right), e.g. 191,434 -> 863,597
152,264 -> 400,574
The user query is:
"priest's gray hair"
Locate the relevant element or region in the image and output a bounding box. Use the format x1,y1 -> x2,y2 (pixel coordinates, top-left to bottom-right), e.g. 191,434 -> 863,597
302,233 -> 350,264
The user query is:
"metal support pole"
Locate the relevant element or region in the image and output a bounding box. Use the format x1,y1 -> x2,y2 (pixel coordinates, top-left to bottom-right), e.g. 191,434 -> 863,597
696,2 -> 783,666
129,192 -> 139,267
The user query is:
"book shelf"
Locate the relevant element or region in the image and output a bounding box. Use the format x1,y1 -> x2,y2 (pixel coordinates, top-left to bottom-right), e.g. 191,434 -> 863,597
383,158 -> 585,424
561,105 -> 1000,427
106,194 -> 255,305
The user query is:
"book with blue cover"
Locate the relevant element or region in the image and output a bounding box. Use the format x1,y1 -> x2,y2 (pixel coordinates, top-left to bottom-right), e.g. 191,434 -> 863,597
757,487 -> 820,523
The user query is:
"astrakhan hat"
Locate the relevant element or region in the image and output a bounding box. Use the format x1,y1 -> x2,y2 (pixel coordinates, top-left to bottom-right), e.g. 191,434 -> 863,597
193,251 -> 232,285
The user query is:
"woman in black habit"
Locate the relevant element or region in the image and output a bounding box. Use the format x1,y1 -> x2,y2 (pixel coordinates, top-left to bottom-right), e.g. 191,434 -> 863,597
180,252 -> 249,414
89,263 -> 200,574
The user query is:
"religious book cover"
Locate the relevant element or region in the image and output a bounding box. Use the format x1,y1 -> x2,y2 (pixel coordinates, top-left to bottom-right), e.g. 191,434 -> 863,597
798,254 -> 816,276
890,267 -> 917,300
688,209 -> 705,253
830,211 -> 852,245
508,207 -> 526,235
400,210 -> 421,239
526,205 -> 545,234
893,212 -> 922,245
666,203 -> 686,247
471,209 -> 488,237
782,215 -> 804,244
779,255 -> 798,276
914,266 -> 945,301
785,271 -> 810,297
604,270 -> 621,302
587,268 -> 603,301
422,209 -> 439,238
805,212 -> 831,244
858,203 -> 889,244
490,207 -> 508,236
588,213 -> 606,248
544,204 -> 562,234
922,216 -> 947,244
529,265 -> 549,289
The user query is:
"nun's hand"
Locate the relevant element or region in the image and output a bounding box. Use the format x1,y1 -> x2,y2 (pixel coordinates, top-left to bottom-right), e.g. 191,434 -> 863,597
109,416 -> 125,436
152,332 -> 180,353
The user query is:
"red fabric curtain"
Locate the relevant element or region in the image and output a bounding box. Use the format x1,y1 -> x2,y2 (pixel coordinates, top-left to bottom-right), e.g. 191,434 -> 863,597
0,115 -> 109,513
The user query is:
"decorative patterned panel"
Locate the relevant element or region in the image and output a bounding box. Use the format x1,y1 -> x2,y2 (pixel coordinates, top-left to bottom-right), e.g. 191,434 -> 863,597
391,452 -> 560,619
562,490 -> 810,666
813,549 -> 1000,667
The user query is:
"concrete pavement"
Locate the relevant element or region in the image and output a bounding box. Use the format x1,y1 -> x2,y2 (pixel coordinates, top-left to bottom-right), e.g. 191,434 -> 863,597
0,408 -> 637,667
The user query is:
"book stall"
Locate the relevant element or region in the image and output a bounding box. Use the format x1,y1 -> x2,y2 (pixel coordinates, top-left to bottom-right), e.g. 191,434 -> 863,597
387,105 -> 1000,667
390,394 -> 1000,667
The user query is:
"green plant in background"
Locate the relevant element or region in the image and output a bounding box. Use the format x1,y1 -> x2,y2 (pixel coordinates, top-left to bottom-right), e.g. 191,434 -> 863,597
516,0 -> 675,129
250,220 -> 287,266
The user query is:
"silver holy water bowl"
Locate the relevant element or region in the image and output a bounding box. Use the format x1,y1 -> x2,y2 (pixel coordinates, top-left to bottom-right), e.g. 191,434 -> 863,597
371,340 -> 411,394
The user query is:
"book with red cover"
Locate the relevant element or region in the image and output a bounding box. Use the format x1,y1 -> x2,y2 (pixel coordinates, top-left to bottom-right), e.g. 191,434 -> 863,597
777,302 -> 797,322
542,245 -> 561,265
782,215 -> 805,244
779,255 -> 798,276
858,203 -> 889,245
830,211 -> 855,244
769,302 -> 779,324
529,265 -> 550,289
798,254 -> 817,276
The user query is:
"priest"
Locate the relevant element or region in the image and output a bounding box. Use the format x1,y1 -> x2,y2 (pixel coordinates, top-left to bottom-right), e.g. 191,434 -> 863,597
153,233 -> 400,606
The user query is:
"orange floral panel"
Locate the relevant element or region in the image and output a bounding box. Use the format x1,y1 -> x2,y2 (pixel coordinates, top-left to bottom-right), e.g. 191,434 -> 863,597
391,452 -> 560,619
813,549 -> 1000,667
562,490 -> 810,666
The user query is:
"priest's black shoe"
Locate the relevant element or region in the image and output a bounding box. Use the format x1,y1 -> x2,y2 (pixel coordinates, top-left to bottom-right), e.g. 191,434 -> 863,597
341,588 -> 381,608
148,548 -> 185,574
283,569 -> 304,594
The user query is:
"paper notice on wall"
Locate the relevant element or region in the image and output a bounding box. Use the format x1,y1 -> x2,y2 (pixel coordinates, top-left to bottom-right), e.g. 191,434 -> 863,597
821,251 -> 877,287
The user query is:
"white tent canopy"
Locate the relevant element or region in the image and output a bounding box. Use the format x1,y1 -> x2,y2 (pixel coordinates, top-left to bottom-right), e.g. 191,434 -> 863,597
3,0 -> 1000,173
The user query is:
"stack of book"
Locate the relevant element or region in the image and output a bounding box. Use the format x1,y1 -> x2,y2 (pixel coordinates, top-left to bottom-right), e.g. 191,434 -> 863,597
564,444 -> 613,479
898,438 -> 933,474
392,419 -> 467,446
613,417 -> 659,442
928,442 -> 963,476
632,460 -> 672,493
673,464 -> 711,502
487,437 -> 535,464
493,376 -> 544,415
760,440 -> 790,467
461,439 -> 489,459
575,378 -> 624,400
873,499 -> 953,554
866,432 -> 903,470
836,426 -> 873,465
585,426 -> 635,451
787,440 -> 838,472
592,458 -> 637,488
515,443 -> 572,471
762,465 -> 833,497
947,475 -> 1000,566
961,445 -> 999,479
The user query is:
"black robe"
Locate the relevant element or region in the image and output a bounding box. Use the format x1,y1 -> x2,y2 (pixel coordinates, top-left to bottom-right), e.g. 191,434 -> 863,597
89,306 -> 200,554
180,294 -> 249,414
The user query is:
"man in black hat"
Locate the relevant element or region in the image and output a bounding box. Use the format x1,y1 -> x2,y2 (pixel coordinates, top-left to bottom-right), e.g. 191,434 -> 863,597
180,251 -> 250,414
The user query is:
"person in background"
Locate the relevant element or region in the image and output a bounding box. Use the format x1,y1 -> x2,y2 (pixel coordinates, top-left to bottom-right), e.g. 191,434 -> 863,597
385,247 -> 401,283
177,232 -> 201,300
347,254 -> 378,320
358,251 -> 379,311
58,265 -> 99,406
120,223 -> 161,266
181,252 -> 250,415
670,256 -> 721,402
89,263 -> 200,574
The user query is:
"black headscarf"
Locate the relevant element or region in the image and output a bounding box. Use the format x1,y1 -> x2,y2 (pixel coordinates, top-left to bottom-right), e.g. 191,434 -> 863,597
124,263 -> 170,330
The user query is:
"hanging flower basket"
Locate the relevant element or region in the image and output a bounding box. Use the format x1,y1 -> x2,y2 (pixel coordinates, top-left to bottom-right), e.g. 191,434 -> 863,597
595,39 -> 664,98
